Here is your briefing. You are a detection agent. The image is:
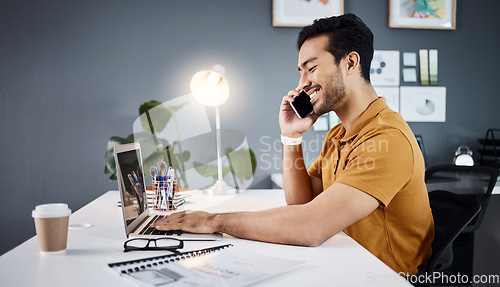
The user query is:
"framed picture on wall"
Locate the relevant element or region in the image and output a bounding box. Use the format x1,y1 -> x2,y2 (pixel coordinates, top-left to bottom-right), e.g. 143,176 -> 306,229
273,0 -> 344,27
389,0 -> 456,30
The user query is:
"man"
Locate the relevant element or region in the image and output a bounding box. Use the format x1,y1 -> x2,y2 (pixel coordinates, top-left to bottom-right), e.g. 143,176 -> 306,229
153,14 -> 434,275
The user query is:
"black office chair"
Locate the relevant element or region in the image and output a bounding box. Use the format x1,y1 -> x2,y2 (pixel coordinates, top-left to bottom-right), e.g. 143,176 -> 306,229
425,190 -> 481,274
414,190 -> 481,287
419,165 -> 498,286
425,165 -> 498,233
414,135 -> 428,169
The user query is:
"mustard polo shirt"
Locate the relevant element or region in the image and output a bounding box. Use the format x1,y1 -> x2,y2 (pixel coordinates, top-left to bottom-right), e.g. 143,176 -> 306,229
308,97 -> 434,275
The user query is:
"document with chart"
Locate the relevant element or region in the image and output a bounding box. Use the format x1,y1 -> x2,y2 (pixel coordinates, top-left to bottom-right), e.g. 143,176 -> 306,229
108,244 -> 305,287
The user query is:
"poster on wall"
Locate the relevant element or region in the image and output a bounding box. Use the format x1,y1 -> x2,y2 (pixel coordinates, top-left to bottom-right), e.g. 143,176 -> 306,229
370,50 -> 400,87
374,86 -> 400,113
400,86 -> 446,122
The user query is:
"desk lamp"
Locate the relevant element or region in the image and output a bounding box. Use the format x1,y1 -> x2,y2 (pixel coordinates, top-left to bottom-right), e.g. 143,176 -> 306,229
190,65 -> 237,195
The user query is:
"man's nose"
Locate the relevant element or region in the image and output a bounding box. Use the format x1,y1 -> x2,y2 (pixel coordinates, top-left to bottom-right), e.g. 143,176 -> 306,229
297,76 -> 311,91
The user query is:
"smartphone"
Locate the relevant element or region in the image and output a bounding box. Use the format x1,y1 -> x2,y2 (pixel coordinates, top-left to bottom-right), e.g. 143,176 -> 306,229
290,90 -> 313,119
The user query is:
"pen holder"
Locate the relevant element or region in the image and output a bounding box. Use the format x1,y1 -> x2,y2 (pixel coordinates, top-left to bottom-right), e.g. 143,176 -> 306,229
152,179 -> 178,211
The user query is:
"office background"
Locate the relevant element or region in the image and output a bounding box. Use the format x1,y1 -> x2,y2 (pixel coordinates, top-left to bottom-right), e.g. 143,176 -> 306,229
1,0 -> 499,270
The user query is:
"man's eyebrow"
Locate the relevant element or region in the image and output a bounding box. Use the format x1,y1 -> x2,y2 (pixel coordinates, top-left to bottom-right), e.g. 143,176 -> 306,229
298,57 -> 318,72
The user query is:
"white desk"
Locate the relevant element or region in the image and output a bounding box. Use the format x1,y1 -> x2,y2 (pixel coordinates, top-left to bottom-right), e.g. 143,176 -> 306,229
0,189 -> 410,286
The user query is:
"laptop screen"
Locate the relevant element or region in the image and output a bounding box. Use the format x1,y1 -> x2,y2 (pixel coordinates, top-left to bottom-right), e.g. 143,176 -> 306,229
115,144 -> 147,227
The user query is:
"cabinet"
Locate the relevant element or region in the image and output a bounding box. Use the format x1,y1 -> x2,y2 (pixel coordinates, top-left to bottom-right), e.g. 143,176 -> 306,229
478,129 -> 500,169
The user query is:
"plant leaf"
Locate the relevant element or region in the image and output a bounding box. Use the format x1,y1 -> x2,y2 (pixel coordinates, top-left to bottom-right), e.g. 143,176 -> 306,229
193,161 -> 231,180
225,147 -> 257,184
104,134 -> 135,180
139,100 -> 189,133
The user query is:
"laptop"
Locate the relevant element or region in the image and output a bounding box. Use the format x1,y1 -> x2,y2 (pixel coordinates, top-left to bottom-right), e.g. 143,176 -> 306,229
113,142 -> 222,240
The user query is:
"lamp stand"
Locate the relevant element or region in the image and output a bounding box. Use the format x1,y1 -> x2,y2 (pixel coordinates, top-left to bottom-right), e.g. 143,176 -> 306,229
203,105 -> 237,195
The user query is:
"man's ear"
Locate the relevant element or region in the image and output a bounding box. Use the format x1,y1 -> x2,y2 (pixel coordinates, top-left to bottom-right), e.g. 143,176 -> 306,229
345,51 -> 361,76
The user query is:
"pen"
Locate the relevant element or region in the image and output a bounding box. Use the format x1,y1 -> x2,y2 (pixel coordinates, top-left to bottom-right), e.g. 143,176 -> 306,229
127,174 -> 135,186
128,174 -> 144,210
130,171 -> 139,184
167,168 -> 175,209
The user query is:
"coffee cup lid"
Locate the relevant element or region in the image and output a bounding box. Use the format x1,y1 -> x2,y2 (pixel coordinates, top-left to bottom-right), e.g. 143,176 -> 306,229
32,203 -> 72,218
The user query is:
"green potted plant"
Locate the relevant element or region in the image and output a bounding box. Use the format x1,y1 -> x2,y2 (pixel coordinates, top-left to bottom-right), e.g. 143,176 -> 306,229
104,100 -> 190,187
105,100 -> 256,189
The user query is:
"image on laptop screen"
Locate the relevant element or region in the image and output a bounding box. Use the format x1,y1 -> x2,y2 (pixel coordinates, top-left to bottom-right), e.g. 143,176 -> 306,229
116,148 -> 147,225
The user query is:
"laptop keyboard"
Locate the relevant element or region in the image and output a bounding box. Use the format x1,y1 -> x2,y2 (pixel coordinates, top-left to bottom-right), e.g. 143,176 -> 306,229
139,215 -> 184,236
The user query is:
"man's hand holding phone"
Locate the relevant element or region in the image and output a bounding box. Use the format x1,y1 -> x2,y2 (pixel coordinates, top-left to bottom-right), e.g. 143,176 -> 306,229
291,90 -> 314,119
279,89 -> 319,138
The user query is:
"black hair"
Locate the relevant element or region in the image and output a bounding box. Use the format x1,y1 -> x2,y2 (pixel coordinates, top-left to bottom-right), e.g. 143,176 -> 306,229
297,13 -> 374,83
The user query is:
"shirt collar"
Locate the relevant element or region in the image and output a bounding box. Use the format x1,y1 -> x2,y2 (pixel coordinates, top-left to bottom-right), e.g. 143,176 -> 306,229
340,97 -> 389,143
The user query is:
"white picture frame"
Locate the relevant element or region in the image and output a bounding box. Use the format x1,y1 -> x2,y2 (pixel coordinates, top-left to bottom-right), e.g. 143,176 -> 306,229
389,0 -> 456,30
273,0 -> 344,27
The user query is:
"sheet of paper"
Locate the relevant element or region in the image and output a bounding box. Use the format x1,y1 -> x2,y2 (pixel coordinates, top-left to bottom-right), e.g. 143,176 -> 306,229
400,86 -> 446,122
403,68 -> 417,83
374,86 -> 400,113
110,246 -> 305,287
329,112 -> 341,128
403,52 -> 417,66
312,114 -> 329,131
370,50 -> 400,86
429,49 -> 438,85
419,49 -> 429,85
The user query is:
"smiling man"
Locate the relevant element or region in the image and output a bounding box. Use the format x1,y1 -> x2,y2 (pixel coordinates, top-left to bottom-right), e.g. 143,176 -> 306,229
153,14 -> 434,275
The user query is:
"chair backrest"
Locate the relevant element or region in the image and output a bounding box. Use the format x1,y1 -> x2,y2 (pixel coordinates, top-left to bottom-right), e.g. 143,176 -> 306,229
425,190 -> 481,273
414,135 -> 427,169
425,165 -> 498,233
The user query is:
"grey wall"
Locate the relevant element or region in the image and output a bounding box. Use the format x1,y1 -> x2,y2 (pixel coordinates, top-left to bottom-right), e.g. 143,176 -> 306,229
1,0 -> 499,256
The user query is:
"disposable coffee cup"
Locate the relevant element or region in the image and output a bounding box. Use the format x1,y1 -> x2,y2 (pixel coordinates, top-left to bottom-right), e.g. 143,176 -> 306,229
32,203 -> 71,255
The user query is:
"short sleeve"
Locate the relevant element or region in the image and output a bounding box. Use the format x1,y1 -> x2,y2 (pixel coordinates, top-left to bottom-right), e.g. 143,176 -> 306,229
307,156 -> 322,178
335,129 -> 413,206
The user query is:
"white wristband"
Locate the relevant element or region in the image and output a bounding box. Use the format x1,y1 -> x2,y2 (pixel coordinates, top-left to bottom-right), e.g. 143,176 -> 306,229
281,135 -> 303,146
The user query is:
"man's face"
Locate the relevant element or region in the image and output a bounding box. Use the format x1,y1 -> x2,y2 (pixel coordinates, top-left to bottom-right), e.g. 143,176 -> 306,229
297,34 -> 347,116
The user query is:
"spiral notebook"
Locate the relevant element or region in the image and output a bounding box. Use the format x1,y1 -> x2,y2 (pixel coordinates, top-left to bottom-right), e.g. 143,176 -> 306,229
108,244 -> 304,287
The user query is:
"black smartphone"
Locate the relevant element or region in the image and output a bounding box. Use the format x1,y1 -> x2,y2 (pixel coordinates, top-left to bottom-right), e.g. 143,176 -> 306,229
290,90 -> 313,119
